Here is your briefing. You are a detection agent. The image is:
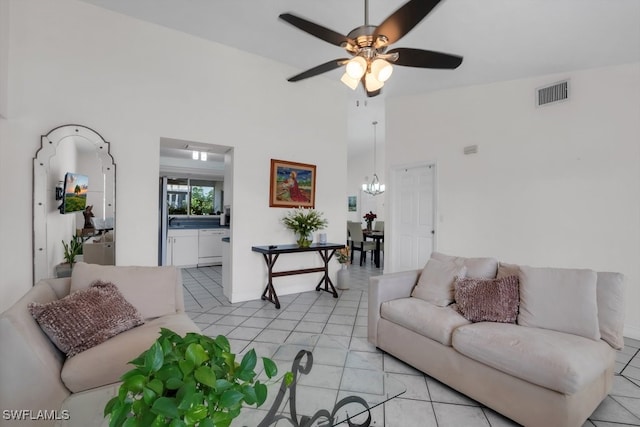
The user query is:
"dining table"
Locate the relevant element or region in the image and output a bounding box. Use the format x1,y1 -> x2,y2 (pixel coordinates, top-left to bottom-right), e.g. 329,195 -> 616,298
363,230 -> 384,268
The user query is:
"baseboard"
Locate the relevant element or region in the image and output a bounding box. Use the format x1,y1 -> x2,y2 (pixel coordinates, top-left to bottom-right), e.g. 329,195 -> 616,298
623,324 -> 640,341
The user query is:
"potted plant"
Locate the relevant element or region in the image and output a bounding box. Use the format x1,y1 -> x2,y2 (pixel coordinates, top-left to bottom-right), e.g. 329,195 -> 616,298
335,246 -> 350,290
363,211 -> 377,231
104,328 -> 292,427
281,208 -> 328,247
55,237 -> 83,278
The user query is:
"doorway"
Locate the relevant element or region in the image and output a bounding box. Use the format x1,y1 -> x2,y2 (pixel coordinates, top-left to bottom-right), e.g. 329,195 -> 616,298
388,163 -> 436,272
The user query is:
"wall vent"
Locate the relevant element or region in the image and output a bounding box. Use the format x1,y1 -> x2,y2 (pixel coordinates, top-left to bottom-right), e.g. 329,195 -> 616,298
536,80 -> 569,106
463,145 -> 478,155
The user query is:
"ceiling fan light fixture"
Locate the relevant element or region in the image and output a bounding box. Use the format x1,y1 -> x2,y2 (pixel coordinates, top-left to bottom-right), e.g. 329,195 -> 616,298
345,56 -> 367,79
340,72 -> 360,90
365,72 -> 384,92
371,58 -> 393,82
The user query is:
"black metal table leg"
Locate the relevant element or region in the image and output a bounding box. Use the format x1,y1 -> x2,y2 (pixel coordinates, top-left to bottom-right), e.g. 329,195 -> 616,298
260,253 -> 281,309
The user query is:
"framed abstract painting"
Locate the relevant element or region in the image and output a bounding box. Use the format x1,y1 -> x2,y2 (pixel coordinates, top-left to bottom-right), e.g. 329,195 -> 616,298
269,159 -> 316,208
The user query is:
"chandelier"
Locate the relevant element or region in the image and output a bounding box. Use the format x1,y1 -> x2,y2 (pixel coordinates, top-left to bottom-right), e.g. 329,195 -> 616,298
362,121 -> 385,196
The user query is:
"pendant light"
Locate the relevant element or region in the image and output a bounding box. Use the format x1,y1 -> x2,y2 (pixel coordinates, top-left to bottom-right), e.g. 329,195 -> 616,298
362,121 -> 385,196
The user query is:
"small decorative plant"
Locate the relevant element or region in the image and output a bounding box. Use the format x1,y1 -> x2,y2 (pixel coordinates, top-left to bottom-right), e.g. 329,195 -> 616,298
61,237 -> 82,265
363,211 -> 377,230
335,246 -> 350,265
104,328 -> 292,427
281,208 -> 328,247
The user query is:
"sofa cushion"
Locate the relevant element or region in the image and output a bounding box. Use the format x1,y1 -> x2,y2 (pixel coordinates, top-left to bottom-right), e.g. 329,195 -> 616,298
452,322 -> 614,394
381,297 -> 470,346
431,252 -> 498,279
496,262 -> 520,279
28,281 -> 144,357
517,266 -> 600,341
412,258 -> 467,306
61,313 -> 200,392
454,275 -> 519,323
71,262 -> 179,320
596,272 -> 625,349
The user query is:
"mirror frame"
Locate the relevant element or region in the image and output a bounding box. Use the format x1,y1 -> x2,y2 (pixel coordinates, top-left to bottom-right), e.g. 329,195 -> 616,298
33,124 -> 115,283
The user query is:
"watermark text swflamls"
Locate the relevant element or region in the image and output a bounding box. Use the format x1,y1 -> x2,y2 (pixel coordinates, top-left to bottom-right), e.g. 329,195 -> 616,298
2,409 -> 70,421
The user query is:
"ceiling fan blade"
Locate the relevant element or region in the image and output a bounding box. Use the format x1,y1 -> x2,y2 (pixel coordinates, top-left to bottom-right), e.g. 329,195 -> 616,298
279,13 -> 351,47
388,48 -> 463,69
373,0 -> 441,46
287,59 -> 349,82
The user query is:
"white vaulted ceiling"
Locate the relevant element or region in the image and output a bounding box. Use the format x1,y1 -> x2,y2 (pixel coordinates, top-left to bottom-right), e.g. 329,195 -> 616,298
80,0 -> 640,152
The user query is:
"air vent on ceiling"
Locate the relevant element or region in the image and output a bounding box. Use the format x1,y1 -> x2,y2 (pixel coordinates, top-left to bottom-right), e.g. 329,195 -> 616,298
537,80 -> 569,106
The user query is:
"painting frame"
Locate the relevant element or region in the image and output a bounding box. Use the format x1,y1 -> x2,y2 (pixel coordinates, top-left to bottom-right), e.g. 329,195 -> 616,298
348,195 -> 357,212
269,159 -> 316,208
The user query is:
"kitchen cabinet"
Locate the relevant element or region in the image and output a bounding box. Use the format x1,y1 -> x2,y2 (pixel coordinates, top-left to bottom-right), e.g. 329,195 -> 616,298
167,229 -> 198,267
198,229 -> 229,266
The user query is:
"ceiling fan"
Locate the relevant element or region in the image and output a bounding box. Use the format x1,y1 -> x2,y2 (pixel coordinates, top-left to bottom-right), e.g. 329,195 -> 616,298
279,0 -> 463,97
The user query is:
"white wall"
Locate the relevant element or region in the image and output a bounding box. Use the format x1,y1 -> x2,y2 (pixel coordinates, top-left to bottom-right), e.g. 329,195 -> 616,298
0,0 -> 8,118
0,0 -> 348,311
386,63 -> 640,339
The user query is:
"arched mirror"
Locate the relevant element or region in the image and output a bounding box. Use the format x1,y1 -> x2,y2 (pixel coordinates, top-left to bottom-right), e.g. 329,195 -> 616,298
33,125 -> 115,282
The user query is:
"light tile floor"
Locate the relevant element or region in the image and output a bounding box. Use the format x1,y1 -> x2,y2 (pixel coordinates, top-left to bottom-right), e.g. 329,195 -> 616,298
182,264 -> 640,426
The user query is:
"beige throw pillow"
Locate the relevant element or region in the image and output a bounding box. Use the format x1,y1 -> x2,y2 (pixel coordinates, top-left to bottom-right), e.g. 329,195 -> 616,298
517,266 -> 600,341
412,258 -> 467,306
28,281 -> 144,357
431,252 -> 498,279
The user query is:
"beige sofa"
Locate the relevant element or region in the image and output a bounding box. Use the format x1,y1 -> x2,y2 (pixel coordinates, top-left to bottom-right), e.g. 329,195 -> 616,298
0,262 -> 200,426
368,252 -> 625,427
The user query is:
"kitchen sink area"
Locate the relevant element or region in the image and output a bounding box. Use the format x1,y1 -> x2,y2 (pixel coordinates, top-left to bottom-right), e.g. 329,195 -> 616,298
167,216 -> 229,268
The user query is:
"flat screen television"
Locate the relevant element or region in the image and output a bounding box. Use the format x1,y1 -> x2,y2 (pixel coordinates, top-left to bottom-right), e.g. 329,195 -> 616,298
59,172 -> 88,214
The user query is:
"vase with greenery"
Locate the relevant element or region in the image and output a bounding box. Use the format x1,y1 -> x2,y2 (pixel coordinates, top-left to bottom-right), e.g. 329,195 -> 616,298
62,237 -> 82,266
104,328 -> 292,427
281,208 -> 328,248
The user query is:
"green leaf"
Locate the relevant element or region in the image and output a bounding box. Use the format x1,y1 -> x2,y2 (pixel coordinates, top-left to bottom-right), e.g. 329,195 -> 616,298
262,357 -> 278,378
284,371 -> 294,386
123,374 -> 147,393
214,335 -> 231,352
185,343 -> 209,366
178,359 -> 194,377
122,417 -> 138,427
215,379 -> 233,392
211,412 -> 232,427
142,386 -> 157,405
236,369 -> 255,382
147,378 -> 164,396
103,396 -> 119,417
169,420 -> 186,427
184,404 -> 208,424
254,382 -> 268,406
151,397 -> 179,419
199,418 -> 215,427
219,389 -> 244,408
156,365 -> 182,382
241,384 -> 257,405
239,349 -> 257,372
165,377 -> 184,390
194,366 -> 217,388
120,368 -> 145,381
145,341 -> 164,373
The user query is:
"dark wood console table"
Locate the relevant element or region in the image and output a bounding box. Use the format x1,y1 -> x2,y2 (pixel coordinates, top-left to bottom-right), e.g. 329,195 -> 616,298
252,243 -> 344,309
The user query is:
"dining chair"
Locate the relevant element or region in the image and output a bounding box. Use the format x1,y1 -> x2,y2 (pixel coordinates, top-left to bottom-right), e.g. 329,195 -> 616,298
347,221 -> 376,266
374,221 -> 384,232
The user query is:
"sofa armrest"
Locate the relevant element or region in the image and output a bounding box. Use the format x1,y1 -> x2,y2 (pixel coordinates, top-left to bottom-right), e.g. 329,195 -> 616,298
368,269 -> 421,346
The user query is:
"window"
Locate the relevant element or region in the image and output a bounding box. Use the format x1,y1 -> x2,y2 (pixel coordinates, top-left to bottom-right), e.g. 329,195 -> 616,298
167,178 -> 216,216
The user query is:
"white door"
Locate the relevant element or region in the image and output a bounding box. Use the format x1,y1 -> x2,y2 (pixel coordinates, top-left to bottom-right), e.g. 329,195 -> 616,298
389,163 -> 436,272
